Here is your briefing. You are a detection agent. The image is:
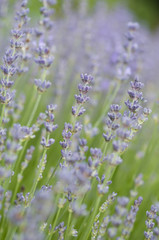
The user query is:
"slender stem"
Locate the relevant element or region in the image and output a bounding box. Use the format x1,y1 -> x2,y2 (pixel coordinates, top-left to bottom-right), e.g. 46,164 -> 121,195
31,148 -> 47,195
30,153 -> 47,196
21,87 -> 37,124
116,190 -> 137,238
11,94 -> 42,192
11,182 -> 19,204
25,59 -> 47,127
80,196 -> 101,240
0,169 -> 14,226
27,94 -> 42,127
0,216 -> 5,237
79,165 -> 116,238
0,104 -> 5,126
76,143 -> 109,231
104,165 -> 115,183
14,140 -> 28,174
30,133 -> 50,198
103,142 -> 108,157
22,68 -> 47,126
47,207 -> 61,240
4,226 -> 15,240
47,157 -> 62,185
82,171 -> 112,236
94,82 -> 120,128
65,211 -> 72,239
11,163 -> 28,204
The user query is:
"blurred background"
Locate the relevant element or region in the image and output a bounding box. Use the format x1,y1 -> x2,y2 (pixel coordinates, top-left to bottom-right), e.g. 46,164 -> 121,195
0,1 -> 159,239
1,0 -> 158,30
23,0 -> 159,30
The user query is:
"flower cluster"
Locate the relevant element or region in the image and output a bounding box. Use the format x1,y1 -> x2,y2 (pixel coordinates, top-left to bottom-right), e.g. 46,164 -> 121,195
0,1 -> 158,240
0,1 -> 30,106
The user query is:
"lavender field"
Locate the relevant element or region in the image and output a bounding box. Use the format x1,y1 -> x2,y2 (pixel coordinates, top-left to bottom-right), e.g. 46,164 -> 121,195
0,0 -> 159,239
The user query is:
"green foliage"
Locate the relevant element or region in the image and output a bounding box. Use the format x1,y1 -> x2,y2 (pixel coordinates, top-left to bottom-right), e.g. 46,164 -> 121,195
0,1 -> 159,239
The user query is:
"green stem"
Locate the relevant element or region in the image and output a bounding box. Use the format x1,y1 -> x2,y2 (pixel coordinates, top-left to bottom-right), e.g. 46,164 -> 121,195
80,197 -> 101,240
30,133 -> 50,198
21,87 -> 37,125
105,165 -> 115,183
0,169 -> 14,225
11,182 -> 19,204
47,157 -> 62,185
22,67 -> 47,126
65,211 -> 72,239
4,226 -> 15,240
94,82 -> 120,128
47,207 -> 61,240
11,165 -> 27,204
14,140 -> 28,172
27,94 -> 42,127
0,104 -> 5,126
103,142 -> 108,157
11,93 -> 42,194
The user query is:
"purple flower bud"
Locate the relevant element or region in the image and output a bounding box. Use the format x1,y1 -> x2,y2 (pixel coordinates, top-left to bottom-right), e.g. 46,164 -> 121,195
131,77 -> 144,91
125,100 -> 140,112
143,108 -> 152,116
44,122 -> 58,132
78,83 -> 91,94
103,132 -> 112,142
78,107 -> 86,116
145,220 -> 155,229
74,94 -> 89,104
90,148 -> 102,159
110,104 -> 121,112
80,73 -> 93,84
117,197 -> 129,207
60,141 -> 68,149
73,122 -> 82,133
127,22 -> 140,31
104,153 -> 123,166
47,104 -> 57,113
34,79 -> 51,93
25,146 -> 35,161
79,138 -> 87,147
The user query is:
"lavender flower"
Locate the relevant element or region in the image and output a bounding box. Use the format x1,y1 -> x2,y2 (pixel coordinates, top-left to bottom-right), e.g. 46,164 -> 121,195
144,205 -> 158,240
0,2 -> 157,240
0,0 -> 30,108
121,196 -> 143,238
